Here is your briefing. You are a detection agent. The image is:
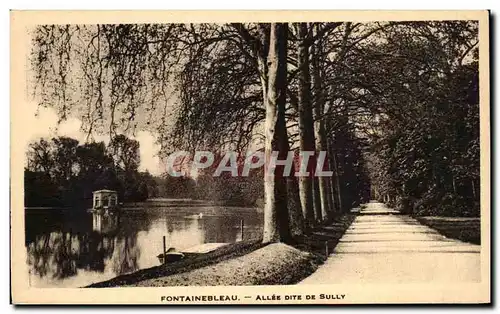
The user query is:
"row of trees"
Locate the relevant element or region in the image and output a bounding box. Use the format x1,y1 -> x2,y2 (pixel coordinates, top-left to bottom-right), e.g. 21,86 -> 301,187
30,20 -> 480,243
165,23 -> 375,240
25,135 -> 158,207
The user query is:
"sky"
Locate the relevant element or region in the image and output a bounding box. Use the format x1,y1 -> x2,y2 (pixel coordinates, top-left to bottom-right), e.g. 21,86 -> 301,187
22,100 -> 164,176
20,24 -> 165,176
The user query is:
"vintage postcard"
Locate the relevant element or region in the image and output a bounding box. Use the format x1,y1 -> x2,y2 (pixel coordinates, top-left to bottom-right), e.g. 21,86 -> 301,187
10,10 -> 490,304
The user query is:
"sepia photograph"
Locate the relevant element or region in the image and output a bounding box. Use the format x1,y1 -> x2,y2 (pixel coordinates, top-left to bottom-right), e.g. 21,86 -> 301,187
10,10 -> 490,304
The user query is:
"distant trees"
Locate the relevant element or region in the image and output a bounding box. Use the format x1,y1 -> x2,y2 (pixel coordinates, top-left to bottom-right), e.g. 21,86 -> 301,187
73,141 -> 116,205
352,21 -> 480,216
192,156 -> 265,206
160,174 -> 197,199
107,134 -> 142,201
25,135 -> 158,207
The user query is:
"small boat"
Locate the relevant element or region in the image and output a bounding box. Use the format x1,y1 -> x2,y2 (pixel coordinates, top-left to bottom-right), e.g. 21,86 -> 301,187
157,248 -> 185,264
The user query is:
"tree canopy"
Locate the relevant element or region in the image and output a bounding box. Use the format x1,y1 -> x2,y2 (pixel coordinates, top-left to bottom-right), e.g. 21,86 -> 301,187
29,20 -> 481,243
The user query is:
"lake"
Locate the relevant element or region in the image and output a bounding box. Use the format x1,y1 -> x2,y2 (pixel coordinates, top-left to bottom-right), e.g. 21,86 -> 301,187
24,199 -> 263,288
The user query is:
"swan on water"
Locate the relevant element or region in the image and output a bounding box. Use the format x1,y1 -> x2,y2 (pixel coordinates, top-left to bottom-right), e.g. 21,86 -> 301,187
185,212 -> 204,219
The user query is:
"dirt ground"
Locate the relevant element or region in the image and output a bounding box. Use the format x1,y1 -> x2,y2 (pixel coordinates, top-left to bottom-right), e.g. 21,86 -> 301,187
129,243 -> 319,287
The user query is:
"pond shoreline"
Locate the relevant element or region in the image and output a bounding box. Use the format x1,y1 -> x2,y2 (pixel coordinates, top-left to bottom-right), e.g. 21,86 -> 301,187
85,240 -> 266,287
25,198 -> 262,212
86,213 -> 357,287
25,202 -> 265,288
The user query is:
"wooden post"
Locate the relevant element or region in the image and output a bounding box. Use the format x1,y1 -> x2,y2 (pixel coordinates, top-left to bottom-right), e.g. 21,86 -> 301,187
240,219 -> 244,242
325,241 -> 329,257
471,178 -> 477,199
162,235 -> 167,265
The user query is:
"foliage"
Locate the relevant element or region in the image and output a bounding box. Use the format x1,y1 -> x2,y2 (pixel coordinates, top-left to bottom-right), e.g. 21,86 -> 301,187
194,167 -> 264,206
25,135 -> 158,208
356,22 -> 480,217
28,20 -> 482,246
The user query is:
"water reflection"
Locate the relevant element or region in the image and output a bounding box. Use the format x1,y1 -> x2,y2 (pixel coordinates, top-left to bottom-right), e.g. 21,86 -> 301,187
92,213 -> 119,234
25,207 -> 262,287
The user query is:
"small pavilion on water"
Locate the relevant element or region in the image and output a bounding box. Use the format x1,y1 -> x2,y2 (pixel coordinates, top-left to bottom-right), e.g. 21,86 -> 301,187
92,189 -> 118,209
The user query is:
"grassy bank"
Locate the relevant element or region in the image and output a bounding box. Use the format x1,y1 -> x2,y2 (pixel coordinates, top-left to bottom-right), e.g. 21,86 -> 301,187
416,216 -> 480,244
86,240 -> 266,288
293,214 -> 357,257
130,243 -> 321,287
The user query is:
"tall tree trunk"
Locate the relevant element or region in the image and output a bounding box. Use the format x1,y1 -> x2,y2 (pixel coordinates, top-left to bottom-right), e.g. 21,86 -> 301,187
332,111 -> 349,212
287,172 -> 305,237
326,138 -> 338,212
262,23 -> 290,243
312,169 -> 322,221
333,152 -> 343,212
311,29 -> 333,222
471,178 -> 477,200
296,22 -> 321,227
452,175 -> 457,194
328,140 -> 343,213
283,93 -> 305,236
329,167 -> 338,212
